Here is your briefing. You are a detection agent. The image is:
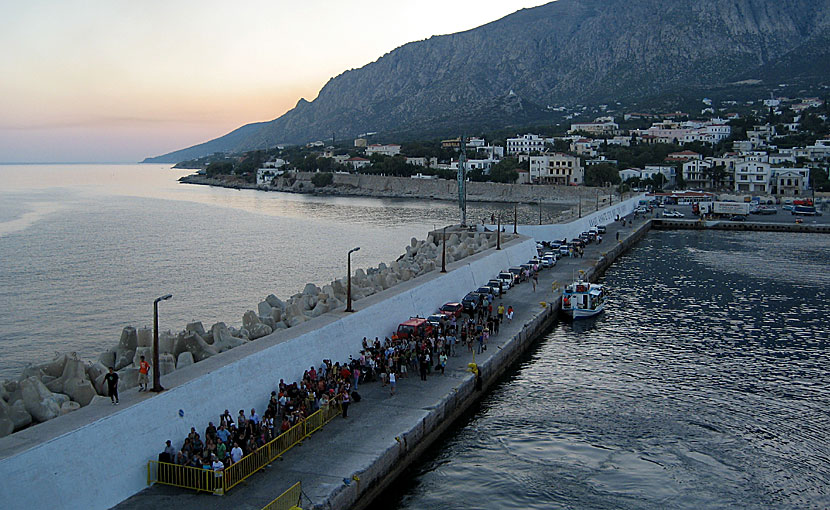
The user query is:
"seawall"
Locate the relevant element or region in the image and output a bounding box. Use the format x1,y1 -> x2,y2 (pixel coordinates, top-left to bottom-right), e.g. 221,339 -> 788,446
652,218 -> 830,233
181,172 -> 619,206
0,233 -> 537,510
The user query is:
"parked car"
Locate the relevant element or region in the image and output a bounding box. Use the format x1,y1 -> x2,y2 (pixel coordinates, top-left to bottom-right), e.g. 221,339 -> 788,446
509,266 -> 525,282
757,206 -> 777,215
397,317 -> 432,339
499,271 -> 517,287
558,245 -> 570,256
477,285 -> 499,299
728,215 -> 747,221
439,302 -> 463,318
426,313 -> 448,330
462,292 -> 483,313
596,225 -> 607,234
488,279 -> 506,294
542,254 -> 556,268
663,210 -> 684,218
634,206 -> 649,214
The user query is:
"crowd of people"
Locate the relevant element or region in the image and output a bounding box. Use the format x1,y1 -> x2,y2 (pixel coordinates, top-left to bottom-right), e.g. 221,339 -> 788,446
158,291 -> 522,474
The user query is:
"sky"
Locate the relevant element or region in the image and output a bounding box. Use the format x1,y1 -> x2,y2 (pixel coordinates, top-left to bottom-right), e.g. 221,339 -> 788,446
0,1 -> 549,163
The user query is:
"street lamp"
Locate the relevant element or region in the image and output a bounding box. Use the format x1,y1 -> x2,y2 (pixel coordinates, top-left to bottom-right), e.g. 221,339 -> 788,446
346,247 -> 360,312
497,215 -> 501,250
441,227 -> 447,273
152,294 -> 172,393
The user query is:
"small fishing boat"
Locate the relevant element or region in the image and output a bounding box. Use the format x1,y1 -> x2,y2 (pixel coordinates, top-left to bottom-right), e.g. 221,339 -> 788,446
562,279 -> 606,319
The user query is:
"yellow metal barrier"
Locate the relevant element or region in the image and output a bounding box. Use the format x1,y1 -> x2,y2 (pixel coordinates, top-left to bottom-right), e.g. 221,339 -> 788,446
148,403 -> 341,495
262,481 -> 303,510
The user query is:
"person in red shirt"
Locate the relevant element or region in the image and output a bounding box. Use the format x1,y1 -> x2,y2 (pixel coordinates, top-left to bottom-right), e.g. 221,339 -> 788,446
138,355 -> 150,392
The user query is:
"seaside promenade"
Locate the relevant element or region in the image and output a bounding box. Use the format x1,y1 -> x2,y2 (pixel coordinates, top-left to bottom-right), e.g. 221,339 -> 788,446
114,215 -> 651,510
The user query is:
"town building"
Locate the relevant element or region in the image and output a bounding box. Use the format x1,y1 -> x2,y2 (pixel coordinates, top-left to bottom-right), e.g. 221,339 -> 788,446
527,152 -> 584,185
365,144 -> 401,156
506,134 -> 546,155
345,156 -> 371,171
568,121 -> 619,135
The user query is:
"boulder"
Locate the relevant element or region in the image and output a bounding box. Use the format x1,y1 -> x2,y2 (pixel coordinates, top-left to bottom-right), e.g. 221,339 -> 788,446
60,401 -> 81,415
46,359 -> 98,406
176,352 -> 194,369
132,347 -> 153,368
87,362 -> 109,395
0,400 -> 14,437
211,323 -> 245,352
158,353 -> 176,376
10,399 -> 32,430
265,294 -> 285,310
273,321 -> 288,330
118,326 -> 138,352
137,327 -> 153,348
116,368 -> 139,390
185,321 -> 206,338
242,310 -> 261,330
159,331 -> 176,355
99,349 -> 116,369
247,323 -> 272,340
114,349 -> 135,371
302,283 -> 321,296
270,307 -> 282,323
21,377 -> 61,423
180,332 -> 217,362
257,301 -> 273,318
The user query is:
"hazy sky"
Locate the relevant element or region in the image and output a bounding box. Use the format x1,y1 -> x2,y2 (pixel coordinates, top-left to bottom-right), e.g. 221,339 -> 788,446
0,1 -> 549,163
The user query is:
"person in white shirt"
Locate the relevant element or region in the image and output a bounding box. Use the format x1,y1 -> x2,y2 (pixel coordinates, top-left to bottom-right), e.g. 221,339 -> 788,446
249,408 -> 260,425
389,371 -> 396,396
211,455 -> 224,474
230,443 -> 243,463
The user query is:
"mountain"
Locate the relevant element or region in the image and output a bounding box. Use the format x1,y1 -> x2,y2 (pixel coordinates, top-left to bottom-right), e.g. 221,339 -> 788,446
145,0 -> 830,163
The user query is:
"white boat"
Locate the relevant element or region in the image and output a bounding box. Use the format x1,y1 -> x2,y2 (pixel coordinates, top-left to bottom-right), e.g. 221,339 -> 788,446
562,279 -> 606,319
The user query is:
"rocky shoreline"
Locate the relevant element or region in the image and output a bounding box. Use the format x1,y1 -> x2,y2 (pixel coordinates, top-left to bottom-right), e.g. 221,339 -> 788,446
0,229 -> 512,437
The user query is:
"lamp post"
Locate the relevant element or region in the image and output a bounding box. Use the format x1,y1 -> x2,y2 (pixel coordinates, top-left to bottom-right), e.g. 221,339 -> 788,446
513,203 -> 517,234
497,215 -> 501,250
441,227 -> 447,273
346,247 -> 360,312
152,294 -> 172,393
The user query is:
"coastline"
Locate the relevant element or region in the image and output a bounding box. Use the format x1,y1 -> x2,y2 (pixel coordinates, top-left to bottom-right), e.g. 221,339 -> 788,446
178,172 -> 617,209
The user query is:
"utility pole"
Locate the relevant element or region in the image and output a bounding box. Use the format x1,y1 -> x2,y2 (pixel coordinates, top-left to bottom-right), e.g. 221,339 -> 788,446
513,203 -> 517,234
457,135 -> 468,226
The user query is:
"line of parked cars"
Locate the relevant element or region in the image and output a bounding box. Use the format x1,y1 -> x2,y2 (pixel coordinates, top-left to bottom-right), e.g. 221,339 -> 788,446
396,250 -> 560,338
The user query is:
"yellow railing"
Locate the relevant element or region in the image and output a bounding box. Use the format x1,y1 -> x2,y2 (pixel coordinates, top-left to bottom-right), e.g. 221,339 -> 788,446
262,481 -> 303,510
148,402 -> 341,495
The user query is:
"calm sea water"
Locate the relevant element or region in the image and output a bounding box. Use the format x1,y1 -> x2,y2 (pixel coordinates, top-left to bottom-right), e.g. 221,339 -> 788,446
0,164 -> 566,380
371,230 -> 830,509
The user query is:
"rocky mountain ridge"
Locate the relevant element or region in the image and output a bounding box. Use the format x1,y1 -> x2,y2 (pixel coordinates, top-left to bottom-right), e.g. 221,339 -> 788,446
145,0 -> 830,163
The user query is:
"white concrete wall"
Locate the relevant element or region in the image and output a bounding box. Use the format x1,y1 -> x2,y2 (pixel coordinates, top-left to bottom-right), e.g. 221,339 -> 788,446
0,237 -> 536,510
516,194 -> 643,241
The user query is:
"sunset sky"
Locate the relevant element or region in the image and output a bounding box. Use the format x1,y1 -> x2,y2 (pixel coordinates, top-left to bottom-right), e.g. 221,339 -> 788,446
0,1 -> 548,163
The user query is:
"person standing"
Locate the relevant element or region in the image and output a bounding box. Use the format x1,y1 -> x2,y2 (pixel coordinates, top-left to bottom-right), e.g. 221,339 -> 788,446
104,367 -> 119,405
230,442 -> 243,463
138,355 -> 150,392
389,371 -> 396,396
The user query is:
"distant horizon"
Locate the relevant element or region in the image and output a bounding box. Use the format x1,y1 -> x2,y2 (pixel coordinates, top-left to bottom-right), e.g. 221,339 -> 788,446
0,1 -> 550,163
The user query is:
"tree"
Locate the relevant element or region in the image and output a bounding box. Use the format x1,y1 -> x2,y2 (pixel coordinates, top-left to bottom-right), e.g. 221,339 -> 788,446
311,172 -> 334,187
704,164 -> 728,190
584,163 -> 620,187
205,161 -> 233,178
489,157 -> 521,183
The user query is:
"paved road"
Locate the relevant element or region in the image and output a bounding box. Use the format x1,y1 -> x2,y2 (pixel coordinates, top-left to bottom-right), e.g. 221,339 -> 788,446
658,203 -> 829,225
112,217 -> 646,510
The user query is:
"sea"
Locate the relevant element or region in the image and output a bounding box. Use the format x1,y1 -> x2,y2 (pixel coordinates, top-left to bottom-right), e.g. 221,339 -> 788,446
369,229 -> 830,509
0,164 -> 565,380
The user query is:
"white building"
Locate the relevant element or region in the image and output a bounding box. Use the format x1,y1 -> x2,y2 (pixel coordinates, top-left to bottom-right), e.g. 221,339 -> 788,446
642,165 -> 676,186
619,168 -> 642,183
528,153 -> 584,185
734,161 -> 772,193
345,156 -> 371,171
568,121 -> 618,135
365,144 -> 401,157
506,134 -> 546,155
771,167 -> 810,196
682,159 -> 712,189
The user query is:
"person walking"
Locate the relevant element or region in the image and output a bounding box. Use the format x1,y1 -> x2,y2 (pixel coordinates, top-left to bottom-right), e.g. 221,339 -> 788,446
138,355 -> 150,392
341,389 -> 351,418
389,371 -> 396,395
507,306 -> 514,323
104,367 -> 119,405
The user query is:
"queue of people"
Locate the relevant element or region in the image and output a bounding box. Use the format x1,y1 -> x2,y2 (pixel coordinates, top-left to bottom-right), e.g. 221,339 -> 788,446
158,298 -> 520,474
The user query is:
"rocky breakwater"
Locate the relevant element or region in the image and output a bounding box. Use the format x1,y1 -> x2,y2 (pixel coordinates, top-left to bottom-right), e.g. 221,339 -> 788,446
0,229 -> 514,438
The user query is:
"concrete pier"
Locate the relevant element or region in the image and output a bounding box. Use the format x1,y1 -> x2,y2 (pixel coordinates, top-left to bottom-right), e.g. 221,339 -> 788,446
652,218 -> 830,233
113,217 -> 652,510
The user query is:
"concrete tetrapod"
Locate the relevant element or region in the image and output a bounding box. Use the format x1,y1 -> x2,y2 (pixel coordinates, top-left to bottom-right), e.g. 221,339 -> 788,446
20,376 -> 62,423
